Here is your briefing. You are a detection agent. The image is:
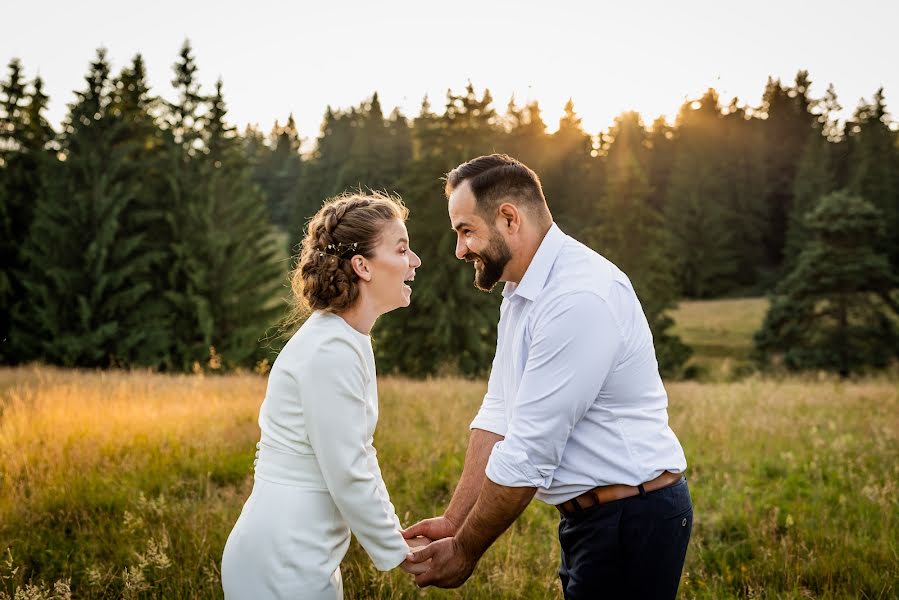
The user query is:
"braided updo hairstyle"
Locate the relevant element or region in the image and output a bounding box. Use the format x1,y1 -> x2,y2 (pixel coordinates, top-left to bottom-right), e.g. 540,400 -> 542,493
287,192 -> 409,323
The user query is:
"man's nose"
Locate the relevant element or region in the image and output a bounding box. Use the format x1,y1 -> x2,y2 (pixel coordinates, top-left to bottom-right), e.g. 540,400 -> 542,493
455,235 -> 468,260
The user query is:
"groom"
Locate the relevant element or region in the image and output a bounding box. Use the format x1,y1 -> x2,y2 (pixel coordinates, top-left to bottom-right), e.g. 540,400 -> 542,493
403,154 -> 693,599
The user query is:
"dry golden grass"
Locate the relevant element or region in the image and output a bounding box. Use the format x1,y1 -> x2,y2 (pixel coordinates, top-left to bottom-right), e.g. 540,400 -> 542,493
0,367 -> 259,515
1,366 -> 897,598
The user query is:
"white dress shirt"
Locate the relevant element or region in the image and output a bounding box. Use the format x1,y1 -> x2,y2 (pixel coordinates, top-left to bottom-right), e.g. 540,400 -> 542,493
471,224 -> 687,505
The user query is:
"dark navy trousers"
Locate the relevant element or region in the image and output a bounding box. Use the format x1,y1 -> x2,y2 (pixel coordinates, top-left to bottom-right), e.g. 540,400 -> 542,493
558,476 -> 693,599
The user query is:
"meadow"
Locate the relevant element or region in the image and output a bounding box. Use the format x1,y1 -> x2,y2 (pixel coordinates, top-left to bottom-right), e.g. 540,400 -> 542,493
1,299 -> 897,599
670,297 -> 770,380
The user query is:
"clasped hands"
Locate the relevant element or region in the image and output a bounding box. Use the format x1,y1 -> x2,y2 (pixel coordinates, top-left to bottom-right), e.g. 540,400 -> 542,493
399,515 -> 478,588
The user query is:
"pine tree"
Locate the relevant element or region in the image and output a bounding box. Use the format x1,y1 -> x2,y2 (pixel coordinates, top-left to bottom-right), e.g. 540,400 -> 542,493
193,79 -> 285,367
19,49 -> 161,366
22,76 -> 55,152
818,84 -> 843,143
107,53 -> 175,365
287,107 -> 341,254
159,39 -> 216,369
754,190 -> 899,376
260,115 -> 304,228
436,82 -> 502,165
543,98 -> 598,239
1,59 -> 54,362
503,99 -> 548,173
502,95 -> 525,134
785,125 -> 833,265
373,85 -> 505,376
646,116 -> 674,213
167,40 -> 205,155
244,121 -> 298,229
373,157 -> 502,376
820,84 -> 853,192
759,71 -> 816,267
315,106 -> 359,195
665,89 -> 739,297
0,59 -> 27,151
845,89 -> 899,269
384,107 -> 412,185
338,92 -> 395,192
720,100 -> 769,289
288,95 -> 412,256
588,111 -> 690,377
410,94 -> 441,162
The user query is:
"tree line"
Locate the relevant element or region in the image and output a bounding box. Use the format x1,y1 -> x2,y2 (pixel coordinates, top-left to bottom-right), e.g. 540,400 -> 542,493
2,41 -> 897,377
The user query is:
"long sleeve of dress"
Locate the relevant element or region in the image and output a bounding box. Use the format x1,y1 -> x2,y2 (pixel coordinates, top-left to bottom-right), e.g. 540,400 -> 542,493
299,335 -> 409,571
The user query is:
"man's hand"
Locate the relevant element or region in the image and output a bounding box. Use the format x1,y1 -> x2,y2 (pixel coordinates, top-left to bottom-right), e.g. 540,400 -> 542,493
402,515 -> 458,541
405,537 -> 477,589
400,536 -> 432,575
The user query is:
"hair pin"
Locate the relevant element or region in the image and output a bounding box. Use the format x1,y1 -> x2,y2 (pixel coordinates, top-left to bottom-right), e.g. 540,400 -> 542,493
318,241 -> 359,259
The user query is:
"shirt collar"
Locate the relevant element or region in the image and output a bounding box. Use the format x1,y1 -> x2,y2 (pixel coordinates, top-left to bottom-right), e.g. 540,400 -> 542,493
502,223 -> 566,301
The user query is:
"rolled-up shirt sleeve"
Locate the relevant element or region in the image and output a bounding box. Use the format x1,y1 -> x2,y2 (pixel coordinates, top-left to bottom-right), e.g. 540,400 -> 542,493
485,292 -> 623,489
301,337 -> 409,571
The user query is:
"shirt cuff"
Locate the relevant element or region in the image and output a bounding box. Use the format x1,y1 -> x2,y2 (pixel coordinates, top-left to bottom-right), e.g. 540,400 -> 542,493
371,534 -> 412,571
469,411 -> 507,436
485,441 -> 552,488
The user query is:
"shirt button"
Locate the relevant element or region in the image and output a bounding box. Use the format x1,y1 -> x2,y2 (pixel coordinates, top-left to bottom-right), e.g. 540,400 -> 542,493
681,518 -> 687,527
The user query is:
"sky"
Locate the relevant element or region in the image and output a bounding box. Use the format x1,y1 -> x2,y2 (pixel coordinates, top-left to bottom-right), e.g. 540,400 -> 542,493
3,0 -> 897,147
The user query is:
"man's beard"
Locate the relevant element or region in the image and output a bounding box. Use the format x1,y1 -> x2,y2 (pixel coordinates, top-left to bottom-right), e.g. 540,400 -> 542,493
465,231 -> 512,292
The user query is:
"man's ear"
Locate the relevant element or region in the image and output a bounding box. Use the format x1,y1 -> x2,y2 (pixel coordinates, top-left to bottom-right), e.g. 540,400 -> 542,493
497,202 -> 521,233
351,256 -> 372,281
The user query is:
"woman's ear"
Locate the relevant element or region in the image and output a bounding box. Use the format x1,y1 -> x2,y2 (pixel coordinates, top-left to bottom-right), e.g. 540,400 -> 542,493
351,255 -> 372,281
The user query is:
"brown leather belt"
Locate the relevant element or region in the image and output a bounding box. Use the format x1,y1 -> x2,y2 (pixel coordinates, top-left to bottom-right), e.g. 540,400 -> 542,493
556,471 -> 684,517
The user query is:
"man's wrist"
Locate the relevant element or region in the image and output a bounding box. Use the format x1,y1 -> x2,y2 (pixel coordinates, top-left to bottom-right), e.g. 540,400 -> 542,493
442,510 -> 463,533
454,525 -> 488,562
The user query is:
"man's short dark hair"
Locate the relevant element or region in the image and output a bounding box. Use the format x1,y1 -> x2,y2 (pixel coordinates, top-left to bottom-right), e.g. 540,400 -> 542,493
444,154 -> 550,223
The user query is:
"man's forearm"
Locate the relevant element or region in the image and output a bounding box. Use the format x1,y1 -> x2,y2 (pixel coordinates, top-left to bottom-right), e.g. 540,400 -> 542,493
444,429 -> 503,526
455,478 -> 537,560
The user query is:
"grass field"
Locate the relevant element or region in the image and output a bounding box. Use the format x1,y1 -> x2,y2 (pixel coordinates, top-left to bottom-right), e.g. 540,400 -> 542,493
1,299 -> 897,599
671,297 -> 769,380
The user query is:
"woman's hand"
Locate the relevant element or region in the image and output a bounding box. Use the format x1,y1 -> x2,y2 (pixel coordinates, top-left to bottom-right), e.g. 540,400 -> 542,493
400,535 -> 432,574
406,535 -> 432,549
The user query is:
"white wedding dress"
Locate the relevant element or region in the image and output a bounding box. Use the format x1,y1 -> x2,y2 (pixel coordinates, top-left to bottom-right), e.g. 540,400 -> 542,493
221,311 -> 410,599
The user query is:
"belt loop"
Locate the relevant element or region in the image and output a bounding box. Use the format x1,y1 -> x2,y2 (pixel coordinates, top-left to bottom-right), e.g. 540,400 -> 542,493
637,483 -> 647,497
572,497 -> 584,513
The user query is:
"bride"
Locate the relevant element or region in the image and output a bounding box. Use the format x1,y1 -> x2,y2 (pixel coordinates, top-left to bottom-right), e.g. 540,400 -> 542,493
221,192 -> 426,599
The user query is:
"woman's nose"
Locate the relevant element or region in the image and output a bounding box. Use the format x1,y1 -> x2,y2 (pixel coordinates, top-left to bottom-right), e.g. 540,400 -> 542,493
411,250 -> 422,268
